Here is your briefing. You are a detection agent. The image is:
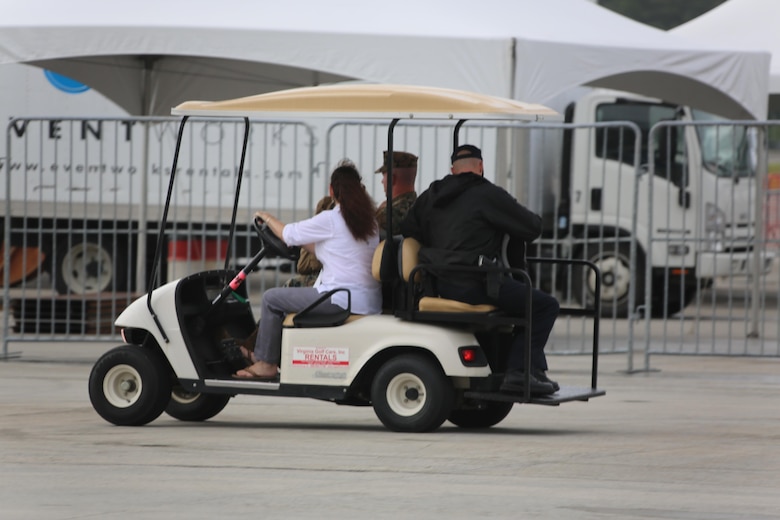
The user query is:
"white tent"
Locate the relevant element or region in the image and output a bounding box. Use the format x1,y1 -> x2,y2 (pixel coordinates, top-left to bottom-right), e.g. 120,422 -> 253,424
0,0 -> 770,118
671,0 -> 780,94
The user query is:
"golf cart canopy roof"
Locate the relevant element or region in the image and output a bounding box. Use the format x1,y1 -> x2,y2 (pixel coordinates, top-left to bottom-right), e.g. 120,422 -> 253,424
172,83 -> 561,122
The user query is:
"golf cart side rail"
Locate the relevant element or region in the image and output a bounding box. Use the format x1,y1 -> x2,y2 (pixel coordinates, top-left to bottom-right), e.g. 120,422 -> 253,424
145,116 -> 251,343
528,256 -> 602,390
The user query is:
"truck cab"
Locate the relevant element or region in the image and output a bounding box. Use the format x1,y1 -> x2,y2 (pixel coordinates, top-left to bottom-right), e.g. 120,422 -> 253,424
556,88 -> 771,316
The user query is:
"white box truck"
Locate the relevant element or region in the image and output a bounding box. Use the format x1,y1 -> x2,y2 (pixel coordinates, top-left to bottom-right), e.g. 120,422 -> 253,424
513,88 -> 771,317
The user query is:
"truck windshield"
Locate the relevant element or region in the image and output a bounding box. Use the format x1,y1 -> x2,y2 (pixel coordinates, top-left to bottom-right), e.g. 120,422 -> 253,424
692,109 -> 756,179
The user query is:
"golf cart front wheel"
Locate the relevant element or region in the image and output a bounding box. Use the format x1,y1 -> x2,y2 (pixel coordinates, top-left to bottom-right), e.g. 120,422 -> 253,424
371,354 -> 454,433
88,345 -> 172,426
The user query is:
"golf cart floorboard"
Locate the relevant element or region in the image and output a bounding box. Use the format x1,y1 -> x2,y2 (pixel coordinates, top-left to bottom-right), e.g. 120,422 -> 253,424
197,378 -> 349,401
465,386 -> 606,405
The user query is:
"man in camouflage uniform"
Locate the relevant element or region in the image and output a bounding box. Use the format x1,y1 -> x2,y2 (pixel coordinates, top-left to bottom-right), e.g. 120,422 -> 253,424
285,151 -> 417,288
374,150 -> 418,238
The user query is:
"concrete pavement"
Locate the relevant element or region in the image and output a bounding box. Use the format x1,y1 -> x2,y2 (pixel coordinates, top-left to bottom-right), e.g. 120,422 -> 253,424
1,345 -> 779,519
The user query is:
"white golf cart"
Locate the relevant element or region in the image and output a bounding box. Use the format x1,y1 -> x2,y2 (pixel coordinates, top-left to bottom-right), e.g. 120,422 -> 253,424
88,84 -> 605,432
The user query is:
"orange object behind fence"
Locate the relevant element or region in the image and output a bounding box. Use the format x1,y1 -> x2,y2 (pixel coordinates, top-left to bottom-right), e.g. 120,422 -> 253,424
167,239 -> 229,279
0,246 -> 45,287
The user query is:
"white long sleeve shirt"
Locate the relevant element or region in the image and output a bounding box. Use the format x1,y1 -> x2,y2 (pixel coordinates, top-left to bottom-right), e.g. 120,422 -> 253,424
282,205 -> 381,315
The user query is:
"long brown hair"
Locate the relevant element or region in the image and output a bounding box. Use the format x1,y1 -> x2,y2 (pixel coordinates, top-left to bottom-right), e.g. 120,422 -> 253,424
330,160 -> 377,241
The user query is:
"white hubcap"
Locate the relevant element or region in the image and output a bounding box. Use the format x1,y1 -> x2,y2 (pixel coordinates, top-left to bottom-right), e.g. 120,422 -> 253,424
590,255 -> 631,301
61,242 -> 114,293
386,373 -> 426,417
103,364 -> 142,408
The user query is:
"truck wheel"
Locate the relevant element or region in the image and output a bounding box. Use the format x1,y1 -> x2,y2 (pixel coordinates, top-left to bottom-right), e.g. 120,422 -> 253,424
371,354 -> 454,432
573,242 -> 645,318
54,236 -> 128,294
88,345 -> 172,426
165,385 -> 231,422
448,401 -> 514,429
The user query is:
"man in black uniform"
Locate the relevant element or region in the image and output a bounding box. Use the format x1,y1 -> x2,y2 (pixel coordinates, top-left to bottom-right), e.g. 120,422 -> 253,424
400,144 -> 559,395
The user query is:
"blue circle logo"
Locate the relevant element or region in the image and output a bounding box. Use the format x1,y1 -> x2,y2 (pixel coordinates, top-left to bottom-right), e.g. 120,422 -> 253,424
44,70 -> 90,94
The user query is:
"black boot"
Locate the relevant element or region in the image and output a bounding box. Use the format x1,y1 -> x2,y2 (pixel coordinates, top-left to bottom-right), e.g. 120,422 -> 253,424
500,369 -> 555,396
532,370 -> 560,392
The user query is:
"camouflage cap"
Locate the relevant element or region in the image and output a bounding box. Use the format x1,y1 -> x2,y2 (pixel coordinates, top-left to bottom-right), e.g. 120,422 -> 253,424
375,151 -> 418,173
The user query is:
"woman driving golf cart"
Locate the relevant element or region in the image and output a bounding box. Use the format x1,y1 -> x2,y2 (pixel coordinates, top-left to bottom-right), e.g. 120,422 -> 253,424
236,160 -> 382,380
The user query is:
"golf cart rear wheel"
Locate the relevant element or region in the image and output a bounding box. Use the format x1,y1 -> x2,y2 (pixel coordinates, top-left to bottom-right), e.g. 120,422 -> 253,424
448,401 -> 514,429
371,354 -> 454,433
165,385 -> 231,422
88,345 -> 172,426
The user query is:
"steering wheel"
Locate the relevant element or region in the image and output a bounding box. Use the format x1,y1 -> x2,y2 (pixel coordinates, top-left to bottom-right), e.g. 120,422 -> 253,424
252,216 -> 298,260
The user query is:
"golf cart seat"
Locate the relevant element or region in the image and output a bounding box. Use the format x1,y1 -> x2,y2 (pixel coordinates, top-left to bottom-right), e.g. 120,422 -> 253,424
372,236 -> 405,312
281,236 -> 405,327
281,287 -> 364,328
400,237 -> 497,314
282,312 -> 364,328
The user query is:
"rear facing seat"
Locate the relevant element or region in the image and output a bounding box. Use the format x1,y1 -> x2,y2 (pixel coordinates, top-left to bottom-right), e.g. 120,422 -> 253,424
400,237 -> 497,314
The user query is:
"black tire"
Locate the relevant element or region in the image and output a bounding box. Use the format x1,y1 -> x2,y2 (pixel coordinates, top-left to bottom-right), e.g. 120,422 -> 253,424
88,345 -> 172,426
651,277 -> 698,317
448,401 -> 514,429
165,385 -> 231,422
572,241 -> 645,318
54,235 -> 128,294
371,354 -> 454,433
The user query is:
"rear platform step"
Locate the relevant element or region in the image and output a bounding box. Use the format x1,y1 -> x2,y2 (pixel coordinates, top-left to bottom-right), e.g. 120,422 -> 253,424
465,386 -> 605,405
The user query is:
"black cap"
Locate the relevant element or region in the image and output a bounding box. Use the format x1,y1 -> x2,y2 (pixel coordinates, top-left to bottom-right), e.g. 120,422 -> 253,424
451,144 -> 482,164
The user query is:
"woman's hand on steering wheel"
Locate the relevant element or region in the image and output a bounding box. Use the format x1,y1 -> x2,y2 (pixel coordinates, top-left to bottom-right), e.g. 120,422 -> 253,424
252,213 -> 297,260
254,211 -> 273,224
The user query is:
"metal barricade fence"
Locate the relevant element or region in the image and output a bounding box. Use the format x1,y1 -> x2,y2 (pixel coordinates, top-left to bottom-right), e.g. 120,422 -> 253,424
2,117 -> 317,356
640,120 -> 780,368
6,114 -> 776,370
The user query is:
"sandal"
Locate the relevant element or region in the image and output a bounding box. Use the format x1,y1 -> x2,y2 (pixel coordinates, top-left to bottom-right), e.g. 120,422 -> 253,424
239,345 -> 256,364
233,361 -> 279,381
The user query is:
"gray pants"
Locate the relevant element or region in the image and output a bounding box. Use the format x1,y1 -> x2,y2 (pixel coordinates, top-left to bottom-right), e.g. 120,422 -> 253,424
253,287 -> 344,365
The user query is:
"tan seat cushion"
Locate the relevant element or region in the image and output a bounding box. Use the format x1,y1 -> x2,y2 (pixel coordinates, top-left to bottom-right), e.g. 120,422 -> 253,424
283,313 -> 366,327
418,296 -> 496,313
372,240 -> 386,282
400,237 -> 422,282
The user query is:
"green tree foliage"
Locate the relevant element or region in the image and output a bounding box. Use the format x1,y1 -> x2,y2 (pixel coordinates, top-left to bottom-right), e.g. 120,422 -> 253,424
598,0 -> 728,29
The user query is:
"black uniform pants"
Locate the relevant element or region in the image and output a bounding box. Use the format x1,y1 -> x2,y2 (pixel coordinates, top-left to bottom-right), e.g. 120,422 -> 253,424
436,277 -> 560,372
